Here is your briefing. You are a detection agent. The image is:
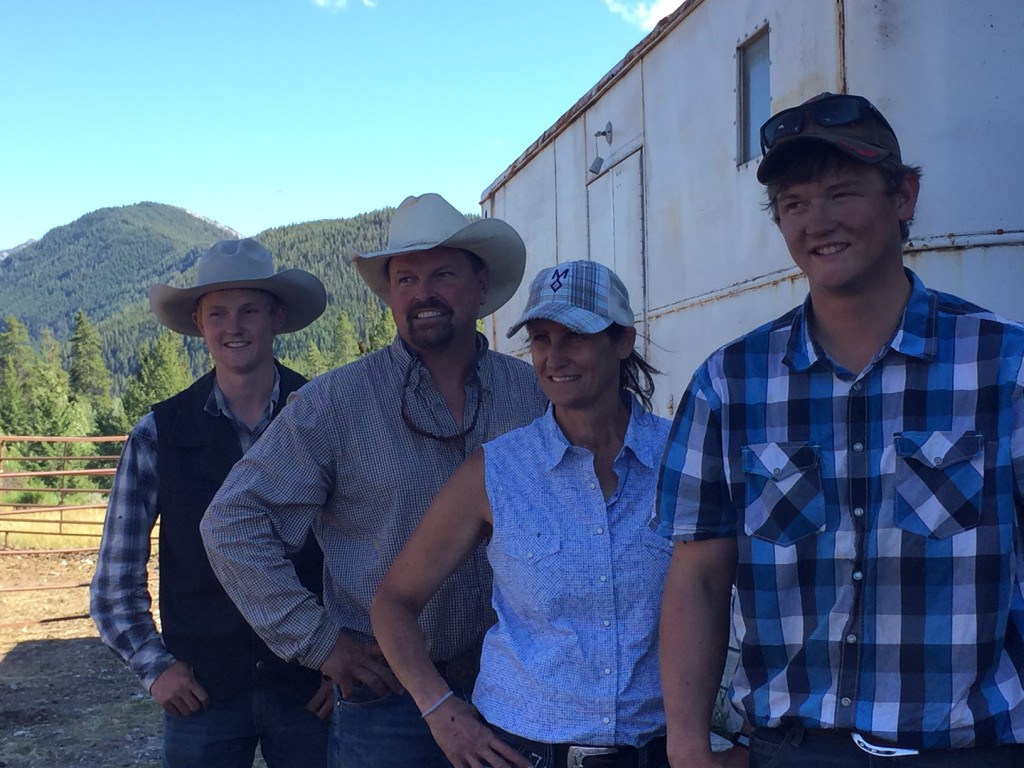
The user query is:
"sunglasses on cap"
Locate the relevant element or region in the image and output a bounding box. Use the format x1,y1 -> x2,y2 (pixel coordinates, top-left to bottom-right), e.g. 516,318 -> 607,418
759,94 -> 896,155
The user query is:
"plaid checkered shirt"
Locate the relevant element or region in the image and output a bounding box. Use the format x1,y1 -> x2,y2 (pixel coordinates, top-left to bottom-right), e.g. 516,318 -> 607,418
654,270 -> 1024,750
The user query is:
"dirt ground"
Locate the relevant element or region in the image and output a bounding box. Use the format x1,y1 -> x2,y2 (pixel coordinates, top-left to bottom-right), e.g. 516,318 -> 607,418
0,551 -> 163,767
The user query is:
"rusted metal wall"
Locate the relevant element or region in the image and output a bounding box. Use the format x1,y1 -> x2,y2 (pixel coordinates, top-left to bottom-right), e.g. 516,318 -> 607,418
481,0 -> 1024,415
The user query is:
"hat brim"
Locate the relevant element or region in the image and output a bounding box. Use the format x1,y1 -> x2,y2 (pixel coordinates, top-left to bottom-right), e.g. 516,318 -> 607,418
149,269 -> 327,337
756,135 -> 893,183
350,218 -> 526,318
506,303 -> 613,339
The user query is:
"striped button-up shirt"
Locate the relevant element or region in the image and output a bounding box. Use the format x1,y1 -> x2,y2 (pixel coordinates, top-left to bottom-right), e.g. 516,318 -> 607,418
476,398 -> 672,747
201,334 -> 546,670
654,271 -> 1024,749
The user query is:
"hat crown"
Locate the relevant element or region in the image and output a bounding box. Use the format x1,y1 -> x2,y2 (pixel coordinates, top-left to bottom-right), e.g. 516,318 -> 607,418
387,194 -> 472,251
197,238 -> 276,287
507,260 -> 634,338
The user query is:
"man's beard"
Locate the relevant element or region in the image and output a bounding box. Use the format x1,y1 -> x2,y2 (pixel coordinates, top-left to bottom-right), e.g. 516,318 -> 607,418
406,299 -> 456,352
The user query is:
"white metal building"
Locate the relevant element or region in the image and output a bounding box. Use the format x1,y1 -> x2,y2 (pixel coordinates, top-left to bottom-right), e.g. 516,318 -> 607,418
481,0 -> 1024,415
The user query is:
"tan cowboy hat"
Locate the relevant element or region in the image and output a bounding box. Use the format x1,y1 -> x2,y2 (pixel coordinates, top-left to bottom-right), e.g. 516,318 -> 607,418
350,193 -> 526,317
149,238 -> 327,336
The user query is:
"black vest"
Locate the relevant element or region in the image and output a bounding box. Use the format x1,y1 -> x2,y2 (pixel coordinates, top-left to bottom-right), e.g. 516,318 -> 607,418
153,363 -> 321,700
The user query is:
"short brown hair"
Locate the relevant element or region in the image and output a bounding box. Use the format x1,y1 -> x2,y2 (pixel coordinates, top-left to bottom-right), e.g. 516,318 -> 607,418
762,144 -> 923,242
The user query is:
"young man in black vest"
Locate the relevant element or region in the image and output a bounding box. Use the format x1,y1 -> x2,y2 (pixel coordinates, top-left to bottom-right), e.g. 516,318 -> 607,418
91,238 -> 332,767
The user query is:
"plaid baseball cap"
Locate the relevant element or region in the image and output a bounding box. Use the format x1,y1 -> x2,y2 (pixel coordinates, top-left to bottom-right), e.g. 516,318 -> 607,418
757,92 -> 902,183
506,260 -> 634,338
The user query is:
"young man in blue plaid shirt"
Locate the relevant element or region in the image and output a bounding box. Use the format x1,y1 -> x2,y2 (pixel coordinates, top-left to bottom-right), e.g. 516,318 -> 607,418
655,93 -> 1024,766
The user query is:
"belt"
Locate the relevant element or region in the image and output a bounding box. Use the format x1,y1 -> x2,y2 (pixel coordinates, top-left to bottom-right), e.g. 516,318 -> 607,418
754,725 -> 920,758
492,725 -> 667,768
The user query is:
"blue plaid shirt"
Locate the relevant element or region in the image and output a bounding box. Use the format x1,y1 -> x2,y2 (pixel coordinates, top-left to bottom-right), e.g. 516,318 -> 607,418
476,398 -> 672,747
90,375 -> 279,690
654,271 -> 1024,749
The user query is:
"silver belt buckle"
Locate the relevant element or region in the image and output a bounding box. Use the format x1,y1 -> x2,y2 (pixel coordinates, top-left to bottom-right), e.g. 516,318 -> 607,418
567,745 -> 617,767
851,732 -> 919,757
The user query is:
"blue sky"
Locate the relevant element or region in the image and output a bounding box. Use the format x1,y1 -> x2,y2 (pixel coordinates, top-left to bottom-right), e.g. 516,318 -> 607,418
0,0 -> 682,249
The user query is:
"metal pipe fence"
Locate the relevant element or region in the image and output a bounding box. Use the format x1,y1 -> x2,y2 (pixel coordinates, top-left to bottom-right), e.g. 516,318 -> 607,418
0,434 -> 128,552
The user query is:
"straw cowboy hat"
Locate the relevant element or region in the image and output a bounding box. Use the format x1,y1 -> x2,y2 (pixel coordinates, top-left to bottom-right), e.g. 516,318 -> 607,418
149,238 -> 327,336
350,193 -> 526,317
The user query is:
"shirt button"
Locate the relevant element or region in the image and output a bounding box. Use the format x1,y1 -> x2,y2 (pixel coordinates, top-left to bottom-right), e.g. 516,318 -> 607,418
852,382 -> 863,391
852,442 -> 864,452
596,527 -> 604,535
772,467 -> 782,477
255,661 -> 265,670
846,634 -> 857,644
603,620 -> 611,627
853,571 -> 863,581
853,507 -> 864,518
599,575 -> 607,582
589,482 -> 597,490
526,552 -> 534,559
841,697 -> 852,707
932,456 -> 943,467
603,717 -> 610,724
603,668 -> 611,675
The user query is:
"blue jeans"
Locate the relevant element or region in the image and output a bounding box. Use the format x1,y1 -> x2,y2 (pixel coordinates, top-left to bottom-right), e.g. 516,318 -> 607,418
162,686 -> 328,768
329,685 -> 452,768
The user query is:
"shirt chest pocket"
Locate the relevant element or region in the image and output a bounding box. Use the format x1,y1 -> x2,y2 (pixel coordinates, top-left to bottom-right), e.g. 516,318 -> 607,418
496,534 -> 563,613
893,430 -> 984,539
742,442 -> 825,546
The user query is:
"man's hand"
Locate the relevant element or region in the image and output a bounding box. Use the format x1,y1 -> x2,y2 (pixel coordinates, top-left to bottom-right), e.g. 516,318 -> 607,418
319,630 -> 403,700
306,678 -> 335,720
424,695 -> 532,768
150,660 -> 209,717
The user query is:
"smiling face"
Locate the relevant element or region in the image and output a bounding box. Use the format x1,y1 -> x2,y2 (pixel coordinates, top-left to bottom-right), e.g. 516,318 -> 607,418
192,288 -> 285,376
776,162 -> 918,298
387,247 -> 488,355
526,319 -> 634,413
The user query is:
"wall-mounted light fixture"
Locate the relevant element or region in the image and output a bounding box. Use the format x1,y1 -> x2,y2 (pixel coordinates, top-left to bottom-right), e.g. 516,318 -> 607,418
589,121 -> 613,174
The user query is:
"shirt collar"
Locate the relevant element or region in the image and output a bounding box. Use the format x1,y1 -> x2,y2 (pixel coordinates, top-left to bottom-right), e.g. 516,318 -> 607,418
397,332 -> 491,390
205,367 -> 282,419
541,394 -> 656,471
784,268 -> 936,373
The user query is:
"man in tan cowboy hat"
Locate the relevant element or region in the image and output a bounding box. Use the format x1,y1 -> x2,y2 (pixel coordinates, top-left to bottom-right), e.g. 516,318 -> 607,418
91,238 -> 333,767
201,194 -> 547,767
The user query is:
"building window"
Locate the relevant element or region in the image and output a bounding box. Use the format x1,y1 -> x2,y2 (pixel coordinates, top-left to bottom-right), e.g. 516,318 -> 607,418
738,28 -> 770,165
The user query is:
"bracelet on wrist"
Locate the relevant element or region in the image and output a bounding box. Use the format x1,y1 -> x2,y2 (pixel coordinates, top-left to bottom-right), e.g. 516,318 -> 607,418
421,689 -> 455,719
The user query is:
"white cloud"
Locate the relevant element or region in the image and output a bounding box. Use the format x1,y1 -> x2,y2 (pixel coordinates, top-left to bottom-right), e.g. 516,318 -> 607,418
604,0 -> 683,31
312,0 -> 376,9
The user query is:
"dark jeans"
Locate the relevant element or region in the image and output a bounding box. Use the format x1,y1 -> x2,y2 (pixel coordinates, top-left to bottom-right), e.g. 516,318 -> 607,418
329,686 -> 452,768
162,685 -> 328,768
749,725 -> 1024,767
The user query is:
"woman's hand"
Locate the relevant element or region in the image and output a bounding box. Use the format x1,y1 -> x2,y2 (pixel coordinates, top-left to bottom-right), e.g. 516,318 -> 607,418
423,695 -> 533,768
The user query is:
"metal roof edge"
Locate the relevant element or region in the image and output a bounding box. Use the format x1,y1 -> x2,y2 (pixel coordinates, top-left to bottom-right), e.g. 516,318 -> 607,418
479,0 -> 707,206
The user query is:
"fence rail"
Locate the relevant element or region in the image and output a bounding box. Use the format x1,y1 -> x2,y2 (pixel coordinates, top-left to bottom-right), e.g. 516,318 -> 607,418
0,434 -> 127,551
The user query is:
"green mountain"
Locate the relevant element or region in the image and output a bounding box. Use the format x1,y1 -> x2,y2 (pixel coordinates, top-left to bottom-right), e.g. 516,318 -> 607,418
0,201 -> 396,390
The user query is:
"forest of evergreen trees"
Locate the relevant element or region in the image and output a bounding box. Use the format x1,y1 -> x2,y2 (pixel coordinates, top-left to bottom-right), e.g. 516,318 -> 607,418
0,199 -> 414,447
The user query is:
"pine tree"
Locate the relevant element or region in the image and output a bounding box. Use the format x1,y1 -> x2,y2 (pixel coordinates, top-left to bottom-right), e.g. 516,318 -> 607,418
301,340 -> 329,379
69,310 -> 114,403
120,332 -> 192,426
0,315 -> 35,386
363,301 -> 396,354
0,358 -> 28,434
328,310 -> 360,369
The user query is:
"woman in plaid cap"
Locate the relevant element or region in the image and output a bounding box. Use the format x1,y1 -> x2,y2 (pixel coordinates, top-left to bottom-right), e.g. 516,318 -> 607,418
373,261 -> 673,768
